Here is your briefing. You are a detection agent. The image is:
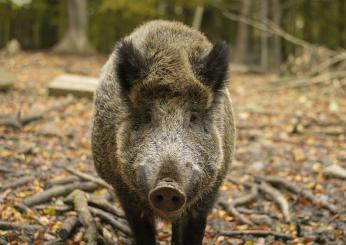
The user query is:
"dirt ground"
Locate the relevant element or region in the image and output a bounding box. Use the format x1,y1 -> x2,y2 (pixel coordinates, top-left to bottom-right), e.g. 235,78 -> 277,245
0,52 -> 345,244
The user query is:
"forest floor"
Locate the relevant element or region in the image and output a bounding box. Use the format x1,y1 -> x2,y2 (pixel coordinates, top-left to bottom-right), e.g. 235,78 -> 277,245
0,52 -> 345,245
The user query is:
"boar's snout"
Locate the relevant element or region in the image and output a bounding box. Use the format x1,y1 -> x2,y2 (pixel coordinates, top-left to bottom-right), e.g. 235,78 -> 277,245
149,180 -> 186,212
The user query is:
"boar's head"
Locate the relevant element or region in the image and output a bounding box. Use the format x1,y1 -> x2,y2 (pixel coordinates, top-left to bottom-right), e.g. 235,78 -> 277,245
114,40 -> 230,220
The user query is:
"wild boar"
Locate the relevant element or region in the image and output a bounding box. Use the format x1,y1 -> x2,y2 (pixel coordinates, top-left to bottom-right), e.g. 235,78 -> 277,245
92,20 -> 235,245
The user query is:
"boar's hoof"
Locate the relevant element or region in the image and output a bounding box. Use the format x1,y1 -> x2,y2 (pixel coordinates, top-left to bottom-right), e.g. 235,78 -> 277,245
149,186 -> 186,212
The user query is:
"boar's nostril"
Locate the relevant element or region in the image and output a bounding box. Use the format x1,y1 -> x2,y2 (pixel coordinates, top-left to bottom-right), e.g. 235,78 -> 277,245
156,194 -> 164,202
149,186 -> 186,212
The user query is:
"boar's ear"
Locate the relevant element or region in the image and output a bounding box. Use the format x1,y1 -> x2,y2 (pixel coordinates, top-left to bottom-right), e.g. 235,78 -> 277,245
195,41 -> 230,92
116,40 -> 150,92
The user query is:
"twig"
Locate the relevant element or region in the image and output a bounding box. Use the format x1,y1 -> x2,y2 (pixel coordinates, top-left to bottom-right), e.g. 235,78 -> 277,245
0,175 -> 35,190
87,197 -> 125,219
258,181 -> 291,222
259,71 -> 346,92
56,216 -> 80,241
0,238 -> 7,245
219,9 -> 323,53
218,230 -> 293,240
323,165 -> 346,180
0,97 -> 75,128
89,206 -> 132,236
65,166 -> 113,190
47,176 -> 80,187
0,221 -> 43,232
70,190 -> 102,245
258,176 -> 338,213
23,181 -> 98,207
231,185 -> 259,206
0,166 -> 16,173
219,202 -> 254,225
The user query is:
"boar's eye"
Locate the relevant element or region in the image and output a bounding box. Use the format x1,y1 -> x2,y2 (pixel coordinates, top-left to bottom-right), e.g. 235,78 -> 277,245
143,109 -> 152,123
190,112 -> 198,124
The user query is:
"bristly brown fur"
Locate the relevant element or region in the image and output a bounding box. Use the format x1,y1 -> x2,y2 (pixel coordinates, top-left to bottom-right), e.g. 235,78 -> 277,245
92,20 -> 235,245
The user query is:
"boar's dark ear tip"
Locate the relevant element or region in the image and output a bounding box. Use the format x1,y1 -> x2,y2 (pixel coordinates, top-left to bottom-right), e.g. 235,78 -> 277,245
116,40 -> 147,92
201,40 -> 230,91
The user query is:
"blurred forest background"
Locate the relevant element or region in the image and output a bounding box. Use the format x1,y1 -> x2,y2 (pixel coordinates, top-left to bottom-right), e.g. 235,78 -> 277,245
1,0 -> 346,70
1,0 -> 346,244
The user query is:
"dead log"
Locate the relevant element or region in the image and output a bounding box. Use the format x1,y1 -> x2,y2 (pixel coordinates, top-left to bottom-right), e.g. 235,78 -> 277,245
219,230 -> 293,240
56,216 -> 80,240
23,181 -> 98,207
70,190 -> 102,245
89,206 -> 132,236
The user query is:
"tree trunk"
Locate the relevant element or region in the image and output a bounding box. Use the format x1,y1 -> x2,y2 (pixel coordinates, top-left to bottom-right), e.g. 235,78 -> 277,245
53,0 -> 94,54
260,0 -> 269,70
192,5 -> 204,30
271,0 -> 282,72
233,0 -> 251,64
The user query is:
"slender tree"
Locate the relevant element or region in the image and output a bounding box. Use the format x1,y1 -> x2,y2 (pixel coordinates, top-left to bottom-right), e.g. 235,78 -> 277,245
233,0 -> 251,64
53,0 -> 94,54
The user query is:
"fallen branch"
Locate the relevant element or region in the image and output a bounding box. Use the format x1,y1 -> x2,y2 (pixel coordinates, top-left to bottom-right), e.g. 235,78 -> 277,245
219,202 -> 254,225
89,206 -> 132,236
323,165 -> 346,180
258,181 -> 291,222
219,9 -> 323,53
0,97 -> 75,128
259,71 -> 346,92
65,166 -> 113,190
258,176 -> 338,213
56,216 -> 80,241
87,197 -> 125,219
0,175 -> 35,190
0,221 -> 43,232
218,230 -> 293,240
47,176 -> 80,187
231,185 -> 259,207
70,190 -> 102,245
23,181 -> 98,207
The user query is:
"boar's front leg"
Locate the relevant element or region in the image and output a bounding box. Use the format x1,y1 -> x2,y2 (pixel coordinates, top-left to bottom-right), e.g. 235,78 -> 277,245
171,211 -> 208,245
124,207 -> 156,245
115,183 -> 156,245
